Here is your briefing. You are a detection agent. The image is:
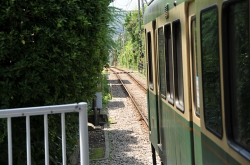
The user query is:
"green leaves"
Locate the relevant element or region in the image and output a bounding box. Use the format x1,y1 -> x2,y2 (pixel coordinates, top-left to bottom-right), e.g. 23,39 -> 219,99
0,0 -> 113,108
117,10 -> 145,69
0,0 -> 115,164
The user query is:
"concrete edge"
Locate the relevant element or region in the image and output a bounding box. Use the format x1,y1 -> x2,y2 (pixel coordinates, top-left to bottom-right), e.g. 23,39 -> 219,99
104,128 -> 109,159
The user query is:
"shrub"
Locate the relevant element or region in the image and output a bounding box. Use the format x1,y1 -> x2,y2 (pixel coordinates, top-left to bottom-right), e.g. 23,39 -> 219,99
0,0 -> 113,164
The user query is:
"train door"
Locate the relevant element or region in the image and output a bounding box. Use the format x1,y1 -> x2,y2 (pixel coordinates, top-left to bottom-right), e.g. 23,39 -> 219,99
146,19 -> 161,161
157,2 -> 196,164
189,2 -> 203,164
156,24 -> 166,164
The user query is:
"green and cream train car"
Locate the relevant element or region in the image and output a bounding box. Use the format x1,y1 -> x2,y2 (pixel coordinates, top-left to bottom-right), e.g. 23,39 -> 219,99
144,0 -> 250,164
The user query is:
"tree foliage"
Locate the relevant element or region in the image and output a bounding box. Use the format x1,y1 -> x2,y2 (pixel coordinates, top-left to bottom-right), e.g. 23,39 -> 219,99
117,10 -> 145,71
0,0 -> 115,164
0,0 -> 114,108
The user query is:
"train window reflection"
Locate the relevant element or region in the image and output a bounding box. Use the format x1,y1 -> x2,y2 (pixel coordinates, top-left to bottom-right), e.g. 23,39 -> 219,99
173,20 -> 184,112
228,0 -> 250,152
201,6 -> 222,137
158,27 -> 166,98
164,24 -> 174,104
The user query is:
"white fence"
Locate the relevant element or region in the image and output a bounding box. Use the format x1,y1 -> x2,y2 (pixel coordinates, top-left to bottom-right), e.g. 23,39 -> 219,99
0,102 -> 89,165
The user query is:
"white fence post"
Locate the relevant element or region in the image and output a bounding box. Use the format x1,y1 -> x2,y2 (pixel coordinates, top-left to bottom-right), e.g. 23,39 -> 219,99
8,117 -> 12,165
78,102 -> 89,165
61,112 -> 67,165
26,116 -> 31,165
44,114 -> 49,165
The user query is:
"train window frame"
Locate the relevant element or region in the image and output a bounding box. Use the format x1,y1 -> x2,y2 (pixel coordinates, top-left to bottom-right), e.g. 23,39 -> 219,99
222,0 -> 250,159
191,16 -> 200,117
147,32 -> 154,91
173,19 -> 185,112
164,23 -> 174,105
200,5 -> 223,138
158,26 -> 167,99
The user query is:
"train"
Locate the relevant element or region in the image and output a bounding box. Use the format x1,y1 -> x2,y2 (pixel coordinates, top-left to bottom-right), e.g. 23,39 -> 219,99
143,0 -> 249,164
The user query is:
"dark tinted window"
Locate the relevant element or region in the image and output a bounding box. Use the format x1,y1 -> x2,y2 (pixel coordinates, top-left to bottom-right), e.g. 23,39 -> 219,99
227,0 -> 250,152
148,32 -> 154,90
164,24 -> 174,104
173,20 -> 184,111
201,6 -> 222,137
158,27 -> 166,98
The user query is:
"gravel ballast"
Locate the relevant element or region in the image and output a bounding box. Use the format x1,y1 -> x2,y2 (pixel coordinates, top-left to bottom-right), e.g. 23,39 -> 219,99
90,71 -> 161,165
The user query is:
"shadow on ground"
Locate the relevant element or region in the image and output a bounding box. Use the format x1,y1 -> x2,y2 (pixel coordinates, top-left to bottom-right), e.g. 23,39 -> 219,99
90,128 -> 150,165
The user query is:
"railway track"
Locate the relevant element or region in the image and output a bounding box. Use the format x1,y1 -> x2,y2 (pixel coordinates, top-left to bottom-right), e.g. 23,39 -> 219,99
114,67 -> 147,92
109,67 -> 148,127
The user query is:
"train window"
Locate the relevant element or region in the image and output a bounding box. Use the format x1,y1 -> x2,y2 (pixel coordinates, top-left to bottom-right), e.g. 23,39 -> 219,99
173,20 -> 184,112
191,17 -> 200,117
147,32 -> 154,90
201,6 -> 222,137
158,27 -> 166,99
224,0 -> 250,152
164,24 -> 174,104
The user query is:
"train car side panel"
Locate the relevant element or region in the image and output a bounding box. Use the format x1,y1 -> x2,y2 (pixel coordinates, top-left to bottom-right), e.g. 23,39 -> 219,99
148,91 -> 159,152
160,101 -> 194,164
193,123 -> 202,164
188,1 -> 203,164
144,0 -> 250,164
197,0 -> 250,164
143,0 -> 190,25
201,134 -> 240,165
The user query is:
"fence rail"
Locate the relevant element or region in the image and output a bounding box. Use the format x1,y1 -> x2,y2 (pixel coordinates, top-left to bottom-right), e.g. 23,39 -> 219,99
0,102 -> 89,165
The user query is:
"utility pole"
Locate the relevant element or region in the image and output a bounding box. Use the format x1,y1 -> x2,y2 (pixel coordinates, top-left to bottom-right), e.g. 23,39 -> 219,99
137,0 -> 141,32
141,0 -> 144,15
140,0 -> 145,74
138,0 -> 143,73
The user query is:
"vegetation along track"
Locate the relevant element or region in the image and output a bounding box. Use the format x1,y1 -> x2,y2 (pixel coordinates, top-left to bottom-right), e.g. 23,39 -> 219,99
109,67 -> 148,126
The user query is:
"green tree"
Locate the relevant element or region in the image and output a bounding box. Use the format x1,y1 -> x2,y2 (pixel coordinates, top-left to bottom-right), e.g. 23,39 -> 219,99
117,10 -> 145,72
0,0 -> 116,164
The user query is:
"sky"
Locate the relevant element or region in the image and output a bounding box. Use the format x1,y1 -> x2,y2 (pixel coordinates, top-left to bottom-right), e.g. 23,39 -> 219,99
110,0 -> 139,11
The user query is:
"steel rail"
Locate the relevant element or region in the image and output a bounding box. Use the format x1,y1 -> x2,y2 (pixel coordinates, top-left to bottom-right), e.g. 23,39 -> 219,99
114,67 -> 147,92
109,68 -> 148,127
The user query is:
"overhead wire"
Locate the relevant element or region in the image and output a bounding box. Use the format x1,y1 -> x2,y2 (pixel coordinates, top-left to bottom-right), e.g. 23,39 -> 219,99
113,0 -> 134,11
125,0 -> 133,10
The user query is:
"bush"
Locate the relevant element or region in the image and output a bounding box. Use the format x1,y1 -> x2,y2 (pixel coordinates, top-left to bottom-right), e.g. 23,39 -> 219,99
0,0 -> 113,164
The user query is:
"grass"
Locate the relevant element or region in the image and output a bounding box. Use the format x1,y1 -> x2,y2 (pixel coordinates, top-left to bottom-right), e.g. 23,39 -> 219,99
90,147 -> 104,160
108,118 -> 114,124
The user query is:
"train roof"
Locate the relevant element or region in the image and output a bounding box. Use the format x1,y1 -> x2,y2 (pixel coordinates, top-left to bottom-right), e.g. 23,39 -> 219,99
143,0 -> 188,25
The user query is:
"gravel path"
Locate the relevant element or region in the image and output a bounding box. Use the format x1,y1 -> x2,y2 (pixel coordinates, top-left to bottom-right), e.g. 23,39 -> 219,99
90,71 -> 161,165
